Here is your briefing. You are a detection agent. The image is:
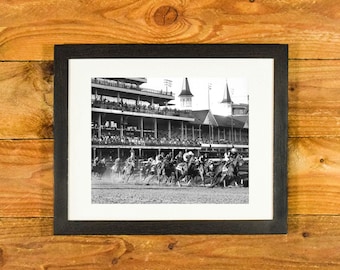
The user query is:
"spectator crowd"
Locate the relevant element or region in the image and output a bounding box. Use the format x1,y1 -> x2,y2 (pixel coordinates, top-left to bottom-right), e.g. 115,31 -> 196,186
92,134 -> 201,147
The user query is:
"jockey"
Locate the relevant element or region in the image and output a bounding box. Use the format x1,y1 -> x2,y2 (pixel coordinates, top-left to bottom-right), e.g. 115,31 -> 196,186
147,157 -> 154,164
93,156 -> 99,167
198,152 -> 208,165
230,147 -> 238,158
143,157 -> 154,174
224,147 -> 238,162
99,157 -> 106,166
224,147 -> 240,177
114,157 -> 121,165
125,149 -> 136,168
105,156 -> 114,168
165,152 -> 172,162
112,157 -> 121,172
183,151 -> 194,163
155,152 -> 165,164
174,151 -> 184,164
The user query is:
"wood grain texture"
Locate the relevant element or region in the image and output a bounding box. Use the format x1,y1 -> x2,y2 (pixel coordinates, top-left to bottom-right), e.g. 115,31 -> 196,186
1,0 -> 340,268
0,216 -> 339,269
0,140 -> 53,217
0,61 -> 53,139
288,138 -> 340,215
289,60 -> 340,137
1,0 -> 340,60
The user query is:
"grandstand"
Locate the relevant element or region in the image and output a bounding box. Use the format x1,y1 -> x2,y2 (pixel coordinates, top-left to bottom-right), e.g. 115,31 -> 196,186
91,77 -> 248,162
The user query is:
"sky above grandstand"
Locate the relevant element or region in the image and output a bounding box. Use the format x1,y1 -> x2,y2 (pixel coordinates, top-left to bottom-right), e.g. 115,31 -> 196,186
143,77 -> 249,115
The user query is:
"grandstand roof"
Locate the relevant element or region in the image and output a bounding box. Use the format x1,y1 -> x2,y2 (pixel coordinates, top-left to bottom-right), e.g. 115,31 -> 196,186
233,115 -> 249,129
215,115 -> 245,129
192,110 -> 247,129
192,110 -> 218,126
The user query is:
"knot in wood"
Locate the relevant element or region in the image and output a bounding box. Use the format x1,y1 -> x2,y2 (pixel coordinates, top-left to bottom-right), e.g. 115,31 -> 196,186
168,241 -> 177,250
112,258 -> 119,265
154,6 -> 179,26
302,232 -> 310,238
168,242 -> 175,250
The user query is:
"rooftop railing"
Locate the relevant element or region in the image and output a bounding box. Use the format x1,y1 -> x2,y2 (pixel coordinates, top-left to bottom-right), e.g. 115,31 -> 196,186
140,87 -> 175,97
92,78 -> 174,97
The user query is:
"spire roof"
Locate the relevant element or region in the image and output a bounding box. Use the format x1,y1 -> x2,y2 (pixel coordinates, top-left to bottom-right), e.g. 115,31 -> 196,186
221,81 -> 232,103
178,78 -> 194,97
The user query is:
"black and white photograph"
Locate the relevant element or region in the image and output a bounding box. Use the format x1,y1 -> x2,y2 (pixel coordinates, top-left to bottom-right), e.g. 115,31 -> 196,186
54,44 -> 287,234
91,77 -> 249,204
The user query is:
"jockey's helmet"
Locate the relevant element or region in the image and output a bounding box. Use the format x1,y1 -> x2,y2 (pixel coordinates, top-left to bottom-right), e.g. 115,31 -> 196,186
231,148 -> 238,154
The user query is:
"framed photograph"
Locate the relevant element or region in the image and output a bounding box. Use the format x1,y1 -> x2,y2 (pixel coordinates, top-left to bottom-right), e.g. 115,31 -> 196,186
54,44 -> 288,235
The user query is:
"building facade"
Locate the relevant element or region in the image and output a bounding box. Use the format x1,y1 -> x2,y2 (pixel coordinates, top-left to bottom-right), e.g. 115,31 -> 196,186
91,77 -> 249,162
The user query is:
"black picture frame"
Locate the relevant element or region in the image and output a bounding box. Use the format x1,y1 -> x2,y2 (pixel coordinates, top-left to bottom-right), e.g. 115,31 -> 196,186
54,44 -> 288,235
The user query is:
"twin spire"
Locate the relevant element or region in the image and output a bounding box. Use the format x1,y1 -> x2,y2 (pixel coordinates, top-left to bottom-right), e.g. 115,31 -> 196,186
178,78 -> 232,109
178,77 -> 193,97
221,81 -> 232,104
178,77 -> 193,108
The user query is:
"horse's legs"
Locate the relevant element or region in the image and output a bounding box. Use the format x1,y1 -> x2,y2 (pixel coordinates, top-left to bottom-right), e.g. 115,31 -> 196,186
157,173 -> 161,185
158,169 -> 164,185
146,174 -> 156,185
220,172 -> 226,188
169,172 -> 176,186
210,171 -> 222,188
186,175 -> 191,185
221,172 -> 231,188
174,170 -> 181,187
199,169 -> 205,186
110,169 -> 114,184
176,176 -> 181,187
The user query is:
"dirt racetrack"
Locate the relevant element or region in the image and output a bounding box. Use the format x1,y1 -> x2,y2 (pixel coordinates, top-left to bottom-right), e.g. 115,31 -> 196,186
92,174 -> 249,204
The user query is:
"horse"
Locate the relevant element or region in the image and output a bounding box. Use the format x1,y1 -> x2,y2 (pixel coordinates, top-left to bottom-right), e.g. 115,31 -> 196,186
209,154 -> 244,188
162,159 -> 177,186
140,160 -> 153,181
175,157 -> 200,186
141,160 -> 165,185
111,157 -> 122,180
91,158 -> 106,180
122,159 -> 135,183
198,159 -> 215,186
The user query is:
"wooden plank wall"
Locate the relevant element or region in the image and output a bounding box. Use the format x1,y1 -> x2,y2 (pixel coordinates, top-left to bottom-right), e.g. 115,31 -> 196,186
1,0 -> 340,268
